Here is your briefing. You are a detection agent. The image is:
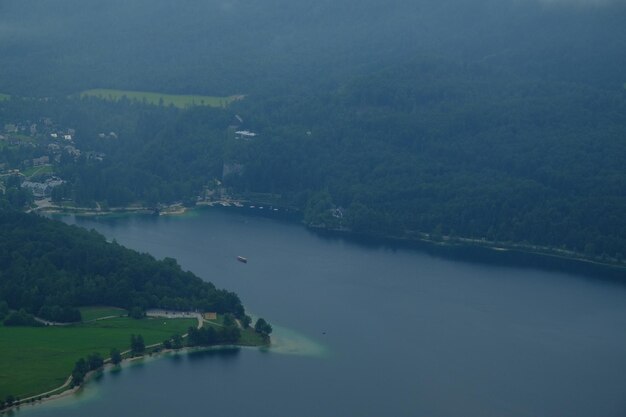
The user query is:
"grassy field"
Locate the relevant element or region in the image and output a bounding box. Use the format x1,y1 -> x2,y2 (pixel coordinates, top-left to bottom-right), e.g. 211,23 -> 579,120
0,317 -> 195,400
0,93 -> 10,101
80,89 -> 242,108
22,165 -> 54,179
238,328 -> 268,346
79,307 -> 127,322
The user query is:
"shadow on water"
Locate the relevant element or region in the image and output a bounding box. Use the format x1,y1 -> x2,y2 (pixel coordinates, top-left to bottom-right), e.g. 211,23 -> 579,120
311,228 -> 626,283
55,207 -> 625,282
196,206 -> 626,282
186,346 -> 241,361
107,365 -> 123,378
160,347 -> 241,366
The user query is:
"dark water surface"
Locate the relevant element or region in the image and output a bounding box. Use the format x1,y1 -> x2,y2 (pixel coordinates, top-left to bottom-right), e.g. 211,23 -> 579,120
17,208 -> 626,417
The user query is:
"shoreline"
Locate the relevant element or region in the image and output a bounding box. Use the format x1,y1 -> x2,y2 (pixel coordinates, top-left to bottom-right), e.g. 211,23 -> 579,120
1,342 -> 268,414
33,200 -> 626,275
2,311 -> 268,414
309,225 -> 626,279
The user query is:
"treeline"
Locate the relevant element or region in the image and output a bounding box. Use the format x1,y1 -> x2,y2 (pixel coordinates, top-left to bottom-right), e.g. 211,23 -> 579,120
0,210 -> 245,321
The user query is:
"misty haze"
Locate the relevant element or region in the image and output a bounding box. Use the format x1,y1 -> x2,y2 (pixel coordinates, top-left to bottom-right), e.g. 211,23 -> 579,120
0,0 -> 625,416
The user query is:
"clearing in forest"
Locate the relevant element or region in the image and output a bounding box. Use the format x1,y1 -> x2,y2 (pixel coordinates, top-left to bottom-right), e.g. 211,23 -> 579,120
79,89 -> 243,108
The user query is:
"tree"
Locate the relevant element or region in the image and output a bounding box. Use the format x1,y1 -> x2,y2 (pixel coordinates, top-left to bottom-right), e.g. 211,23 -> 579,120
110,348 -> 122,365
130,334 -> 145,355
0,301 -> 8,321
87,353 -> 104,370
171,334 -> 183,349
162,338 -> 173,349
219,325 -> 241,343
4,395 -> 15,408
72,358 -> 89,386
128,307 -> 145,319
223,313 -> 235,327
241,314 -> 252,328
3,309 -> 42,327
254,318 -> 272,336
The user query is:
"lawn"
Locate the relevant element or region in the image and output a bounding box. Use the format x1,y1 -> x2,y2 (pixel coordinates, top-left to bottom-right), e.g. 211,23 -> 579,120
79,89 -> 242,109
0,316 -> 195,400
238,328 -> 268,346
78,307 -> 127,322
22,165 -> 54,179
0,93 -> 10,101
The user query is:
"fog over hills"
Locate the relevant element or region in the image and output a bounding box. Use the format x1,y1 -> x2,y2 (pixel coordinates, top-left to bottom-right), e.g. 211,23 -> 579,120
0,0 -> 624,265
0,0 -> 624,95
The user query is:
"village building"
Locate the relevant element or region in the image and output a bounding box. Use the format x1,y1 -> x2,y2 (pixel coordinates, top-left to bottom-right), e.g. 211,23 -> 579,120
234,130 -> 257,140
21,177 -> 64,199
32,156 -> 50,166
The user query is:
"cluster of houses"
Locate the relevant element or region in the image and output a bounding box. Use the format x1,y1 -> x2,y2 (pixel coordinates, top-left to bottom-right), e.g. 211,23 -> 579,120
0,117 -> 103,171
21,177 -> 64,199
1,118 -> 76,149
1,118 -> 79,199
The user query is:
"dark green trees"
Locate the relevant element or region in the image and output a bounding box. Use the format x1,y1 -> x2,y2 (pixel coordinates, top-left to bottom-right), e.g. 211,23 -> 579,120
71,359 -> 89,386
87,353 -> 104,371
130,334 -> 145,355
3,309 -> 41,327
128,307 -> 146,319
0,211 -> 246,320
186,325 -> 241,347
71,353 -> 104,387
110,348 -> 122,365
254,318 -> 272,336
0,301 -> 8,321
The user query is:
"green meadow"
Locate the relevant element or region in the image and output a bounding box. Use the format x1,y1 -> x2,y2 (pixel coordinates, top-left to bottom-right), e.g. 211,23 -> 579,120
78,307 -> 127,322
22,165 -> 54,179
79,89 -> 242,108
0,317 -> 195,400
0,93 -> 10,101
237,327 -> 267,346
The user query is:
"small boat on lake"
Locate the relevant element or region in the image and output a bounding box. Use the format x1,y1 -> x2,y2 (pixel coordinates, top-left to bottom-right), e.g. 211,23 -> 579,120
237,256 -> 248,263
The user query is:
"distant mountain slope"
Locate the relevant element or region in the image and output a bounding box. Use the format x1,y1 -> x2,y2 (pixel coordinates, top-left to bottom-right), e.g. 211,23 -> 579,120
0,0 -> 624,95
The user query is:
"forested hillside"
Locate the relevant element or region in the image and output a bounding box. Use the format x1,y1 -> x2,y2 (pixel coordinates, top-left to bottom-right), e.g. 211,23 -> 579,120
0,209 -> 245,321
232,58 -> 626,260
0,0 -> 625,267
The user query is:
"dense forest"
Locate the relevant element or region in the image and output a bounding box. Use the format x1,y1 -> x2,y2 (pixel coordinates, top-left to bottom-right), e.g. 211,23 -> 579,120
1,61 -> 624,264
0,208 -> 245,322
0,0 -> 625,267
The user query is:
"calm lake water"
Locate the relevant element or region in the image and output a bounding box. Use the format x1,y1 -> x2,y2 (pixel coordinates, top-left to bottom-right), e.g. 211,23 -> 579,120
16,208 -> 626,417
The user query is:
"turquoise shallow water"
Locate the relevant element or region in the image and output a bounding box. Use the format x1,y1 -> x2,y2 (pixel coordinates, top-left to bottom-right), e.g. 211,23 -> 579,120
16,208 -> 626,417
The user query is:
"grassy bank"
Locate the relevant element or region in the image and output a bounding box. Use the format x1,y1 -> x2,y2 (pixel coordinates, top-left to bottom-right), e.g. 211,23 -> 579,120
0,316 -> 195,400
79,89 -> 242,108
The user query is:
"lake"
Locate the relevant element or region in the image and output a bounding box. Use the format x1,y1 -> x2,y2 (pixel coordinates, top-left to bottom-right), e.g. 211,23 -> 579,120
16,207 -> 626,417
